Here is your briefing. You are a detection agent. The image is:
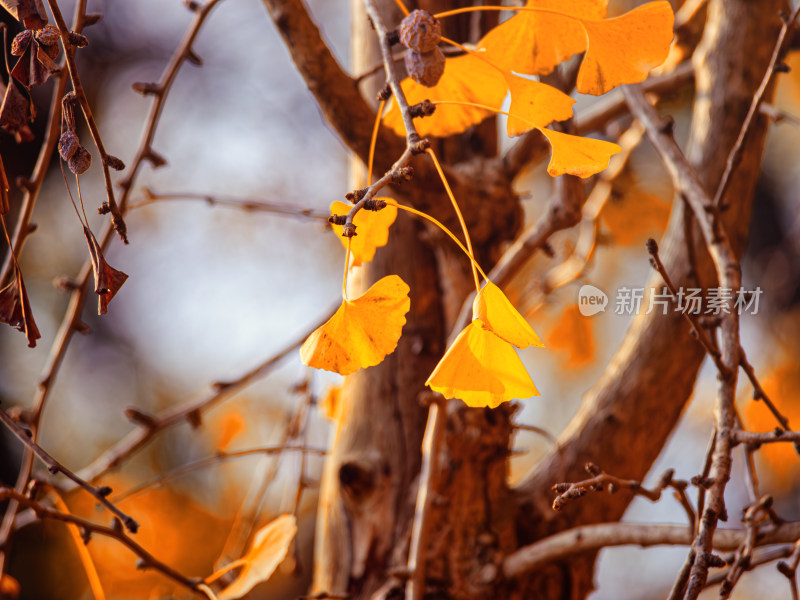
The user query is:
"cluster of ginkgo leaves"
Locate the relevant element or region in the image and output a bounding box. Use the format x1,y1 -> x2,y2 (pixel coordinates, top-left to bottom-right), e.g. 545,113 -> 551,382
300,0 -> 675,409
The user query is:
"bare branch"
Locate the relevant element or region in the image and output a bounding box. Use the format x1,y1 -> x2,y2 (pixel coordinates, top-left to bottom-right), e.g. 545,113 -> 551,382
503,521 -> 800,579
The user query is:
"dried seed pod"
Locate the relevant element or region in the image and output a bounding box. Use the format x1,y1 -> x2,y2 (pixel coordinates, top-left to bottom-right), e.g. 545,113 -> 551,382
58,130 -> 80,161
399,9 -> 441,53
11,30 -> 32,56
68,145 -> 92,175
35,25 -> 60,47
405,47 -> 445,87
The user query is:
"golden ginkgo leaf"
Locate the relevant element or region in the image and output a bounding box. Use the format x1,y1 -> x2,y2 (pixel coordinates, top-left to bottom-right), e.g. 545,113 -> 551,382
473,280 -> 543,349
329,199 -> 397,267
479,0 -> 608,76
540,128 -> 621,178
218,514 -> 297,600
426,319 -> 538,409
383,53 -> 507,138
300,275 -> 411,375
577,1 -> 674,96
505,73 -> 575,137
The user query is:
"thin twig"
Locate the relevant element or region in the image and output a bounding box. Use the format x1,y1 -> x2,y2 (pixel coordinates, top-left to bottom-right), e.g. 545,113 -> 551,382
75,306 -> 334,483
623,85 -> 743,600
0,408 -> 138,532
129,189 -> 329,221
112,445 -> 326,504
44,0 -> 128,243
0,486 -> 204,595
503,520 -> 800,579
712,6 -> 800,208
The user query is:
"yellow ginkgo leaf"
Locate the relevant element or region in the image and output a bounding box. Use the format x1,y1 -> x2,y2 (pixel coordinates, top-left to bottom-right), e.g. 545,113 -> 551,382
540,128 -> 621,178
330,200 -> 397,267
505,73 -> 575,137
383,53 -> 507,138
300,275 -> 410,375
479,0 -> 608,76
218,514 -> 297,600
473,280 -> 543,349
577,1 -> 674,96
426,319 -> 538,409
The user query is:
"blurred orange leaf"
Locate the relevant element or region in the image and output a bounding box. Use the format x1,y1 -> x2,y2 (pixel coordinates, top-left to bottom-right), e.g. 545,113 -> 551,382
601,189 -> 670,246
544,305 -> 595,367
743,362 -> 800,490
217,514 -> 297,600
473,280 -> 543,349
300,275 -> 410,375
426,319 -> 538,408
215,412 -> 246,451
505,74 -> 574,137
479,0 -> 608,75
540,128 -> 621,178
330,200 -> 397,267
577,2 -> 674,95
320,386 -> 342,421
383,53 -> 507,138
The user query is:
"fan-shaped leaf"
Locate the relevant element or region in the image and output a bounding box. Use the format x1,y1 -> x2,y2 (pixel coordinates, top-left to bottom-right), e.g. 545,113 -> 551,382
329,200 -> 397,267
540,128 -> 621,178
473,281 -> 543,349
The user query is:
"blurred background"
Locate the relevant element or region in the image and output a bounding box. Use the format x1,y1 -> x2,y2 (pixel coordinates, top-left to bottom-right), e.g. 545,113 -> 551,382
0,0 -> 798,598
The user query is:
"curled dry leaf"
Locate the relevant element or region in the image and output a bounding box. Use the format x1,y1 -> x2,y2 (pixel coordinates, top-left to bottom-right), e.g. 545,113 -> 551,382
0,0 -> 48,28
300,275 -> 410,375
10,25 -> 61,88
83,226 -> 128,315
473,280 -> 543,349
426,318 -> 538,409
217,514 -> 297,600
0,78 -> 34,142
329,199 -> 397,267
0,267 -> 41,348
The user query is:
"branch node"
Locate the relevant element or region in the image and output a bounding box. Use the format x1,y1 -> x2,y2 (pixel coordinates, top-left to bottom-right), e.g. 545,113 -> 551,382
103,154 -> 126,171
409,137 -> 430,155
185,49 -> 203,66
345,187 -> 368,203
391,166 -> 414,184
143,148 -> 168,168
131,82 -> 163,96
386,29 -> 400,46
186,409 -> 202,429
342,223 -> 357,238
184,0 -> 201,12
68,32 -> 89,48
84,13 -> 103,26
124,407 -> 158,429
377,83 -> 391,102
328,215 -> 347,225
408,99 -> 435,119
363,199 -> 387,211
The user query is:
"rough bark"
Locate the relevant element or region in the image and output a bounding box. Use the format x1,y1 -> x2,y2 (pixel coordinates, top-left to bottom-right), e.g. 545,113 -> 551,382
513,1 -> 786,597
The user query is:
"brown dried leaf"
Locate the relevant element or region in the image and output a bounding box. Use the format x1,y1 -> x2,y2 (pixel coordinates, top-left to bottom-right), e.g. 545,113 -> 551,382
0,0 -> 48,28
10,33 -> 60,88
83,226 -> 128,315
0,268 -> 41,347
0,78 -> 34,142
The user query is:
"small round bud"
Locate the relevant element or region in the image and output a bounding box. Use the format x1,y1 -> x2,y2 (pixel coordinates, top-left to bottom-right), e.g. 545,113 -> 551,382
11,30 -> 32,56
399,10 -> 442,53
35,25 -> 60,47
68,145 -> 92,175
58,130 -> 80,161
405,47 -> 445,88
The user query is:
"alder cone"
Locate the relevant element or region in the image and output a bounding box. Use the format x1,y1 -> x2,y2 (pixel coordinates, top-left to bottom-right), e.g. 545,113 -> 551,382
399,9 -> 441,53
58,130 -> 80,161
68,145 -> 92,175
405,47 -> 445,87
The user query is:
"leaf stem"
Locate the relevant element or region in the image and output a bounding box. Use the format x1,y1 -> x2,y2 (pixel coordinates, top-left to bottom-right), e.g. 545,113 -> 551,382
391,202 -> 488,280
434,5 -> 587,23
392,0 -> 409,17
426,148 -> 481,293
342,236 -> 352,301
368,99 -> 386,186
